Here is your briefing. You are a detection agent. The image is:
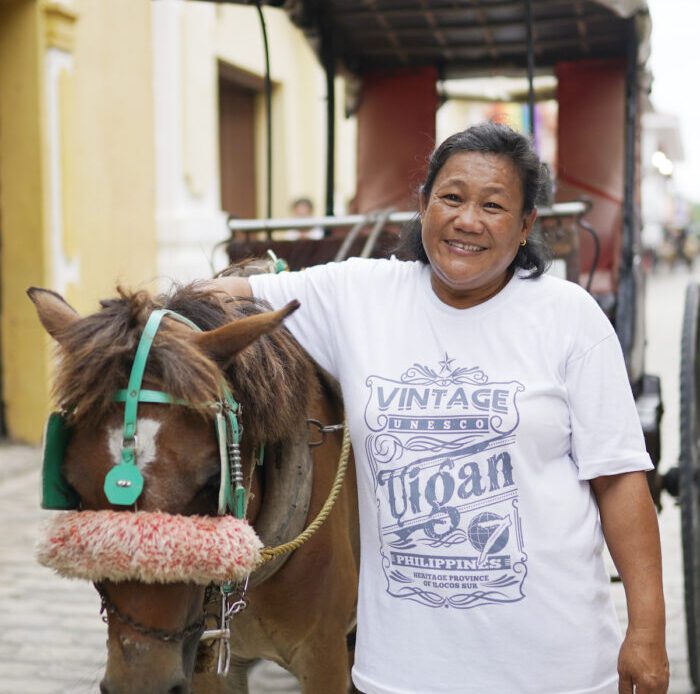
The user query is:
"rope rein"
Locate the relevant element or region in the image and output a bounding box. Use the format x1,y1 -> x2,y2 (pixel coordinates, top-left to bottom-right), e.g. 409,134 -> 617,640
258,423 -> 351,563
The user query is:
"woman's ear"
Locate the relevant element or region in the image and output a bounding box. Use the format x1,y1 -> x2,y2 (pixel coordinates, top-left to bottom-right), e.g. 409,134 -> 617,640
522,209 -> 537,239
418,192 -> 427,218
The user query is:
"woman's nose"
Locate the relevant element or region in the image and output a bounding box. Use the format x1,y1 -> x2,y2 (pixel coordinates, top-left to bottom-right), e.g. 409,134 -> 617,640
454,204 -> 482,232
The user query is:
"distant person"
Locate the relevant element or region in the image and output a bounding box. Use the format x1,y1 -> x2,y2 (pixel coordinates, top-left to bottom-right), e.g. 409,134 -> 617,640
272,197 -> 324,241
291,196 -> 313,218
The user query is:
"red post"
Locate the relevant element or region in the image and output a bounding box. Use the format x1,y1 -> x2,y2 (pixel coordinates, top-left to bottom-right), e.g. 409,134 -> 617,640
354,67 -> 438,213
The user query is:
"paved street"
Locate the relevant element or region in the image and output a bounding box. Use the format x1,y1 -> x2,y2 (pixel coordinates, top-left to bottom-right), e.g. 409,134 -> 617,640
0,267 -> 696,693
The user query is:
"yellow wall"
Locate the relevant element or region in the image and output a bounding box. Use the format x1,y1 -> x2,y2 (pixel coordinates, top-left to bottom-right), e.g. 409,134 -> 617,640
68,0 -> 157,312
0,1 -> 51,444
0,0 -> 157,443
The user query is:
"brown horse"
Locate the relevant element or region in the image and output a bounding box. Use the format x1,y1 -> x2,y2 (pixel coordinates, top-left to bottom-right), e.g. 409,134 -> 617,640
29,284 -> 359,694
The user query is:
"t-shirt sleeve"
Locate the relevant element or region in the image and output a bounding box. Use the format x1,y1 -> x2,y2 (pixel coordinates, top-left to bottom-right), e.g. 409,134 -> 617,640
249,263 -> 342,379
566,328 -> 653,480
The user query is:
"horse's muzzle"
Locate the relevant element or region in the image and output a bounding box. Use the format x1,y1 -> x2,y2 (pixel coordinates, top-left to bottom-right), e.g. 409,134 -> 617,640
36,510 -> 262,584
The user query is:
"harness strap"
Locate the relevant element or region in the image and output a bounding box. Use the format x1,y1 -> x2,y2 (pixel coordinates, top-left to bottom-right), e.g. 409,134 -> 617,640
113,389 -> 187,406
121,310 -> 200,447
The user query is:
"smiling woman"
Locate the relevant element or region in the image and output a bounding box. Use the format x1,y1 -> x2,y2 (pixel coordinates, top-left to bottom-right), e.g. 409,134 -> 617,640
212,122 -> 668,694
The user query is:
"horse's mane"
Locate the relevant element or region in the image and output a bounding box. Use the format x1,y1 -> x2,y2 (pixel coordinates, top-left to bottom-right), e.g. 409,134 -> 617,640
54,284 -> 317,443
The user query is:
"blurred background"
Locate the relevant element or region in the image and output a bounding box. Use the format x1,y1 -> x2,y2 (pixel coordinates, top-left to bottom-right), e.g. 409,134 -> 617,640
0,1 -> 698,692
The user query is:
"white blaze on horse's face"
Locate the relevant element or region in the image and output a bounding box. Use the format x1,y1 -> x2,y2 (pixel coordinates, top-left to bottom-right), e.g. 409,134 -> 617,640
107,419 -> 162,474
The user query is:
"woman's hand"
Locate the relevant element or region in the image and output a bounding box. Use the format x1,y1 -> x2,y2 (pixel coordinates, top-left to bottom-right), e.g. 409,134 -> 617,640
200,276 -> 253,298
590,471 -> 669,694
618,625 -> 669,693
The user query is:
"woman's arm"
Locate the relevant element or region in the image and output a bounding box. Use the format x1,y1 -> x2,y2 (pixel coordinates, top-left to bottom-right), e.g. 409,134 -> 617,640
590,471 -> 669,694
201,276 -> 253,298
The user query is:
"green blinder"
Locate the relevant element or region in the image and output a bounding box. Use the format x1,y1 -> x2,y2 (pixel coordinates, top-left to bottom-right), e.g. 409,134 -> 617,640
41,411 -> 80,510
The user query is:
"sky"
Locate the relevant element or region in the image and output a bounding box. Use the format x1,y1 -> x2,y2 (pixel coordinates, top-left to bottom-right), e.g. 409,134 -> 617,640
647,0 -> 700,204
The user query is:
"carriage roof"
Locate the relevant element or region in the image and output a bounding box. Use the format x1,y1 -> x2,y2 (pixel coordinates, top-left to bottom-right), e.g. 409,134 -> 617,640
201,0 -> 651,78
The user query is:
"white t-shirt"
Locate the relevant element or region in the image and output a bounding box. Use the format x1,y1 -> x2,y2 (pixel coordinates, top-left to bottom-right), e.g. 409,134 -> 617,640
250,258 -> 652,694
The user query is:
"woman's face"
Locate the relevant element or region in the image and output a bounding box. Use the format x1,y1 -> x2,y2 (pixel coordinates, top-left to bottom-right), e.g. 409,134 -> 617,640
420,151 -> 537,309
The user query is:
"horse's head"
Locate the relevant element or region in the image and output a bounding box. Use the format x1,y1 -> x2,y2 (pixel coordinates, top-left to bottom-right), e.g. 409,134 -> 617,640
28,285 -> 311,694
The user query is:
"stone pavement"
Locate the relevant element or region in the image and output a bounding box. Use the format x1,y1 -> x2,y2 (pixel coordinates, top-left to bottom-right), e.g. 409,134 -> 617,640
0,267 -> 696,694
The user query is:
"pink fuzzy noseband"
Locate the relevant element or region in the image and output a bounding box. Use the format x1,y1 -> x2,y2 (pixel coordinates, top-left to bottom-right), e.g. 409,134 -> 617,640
36,511 -> 263,585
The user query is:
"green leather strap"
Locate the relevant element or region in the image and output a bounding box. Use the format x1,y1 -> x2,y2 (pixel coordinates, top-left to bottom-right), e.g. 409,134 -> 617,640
113,389 -> 187,405
106,309 -> 205,506
121,309 -> 201,453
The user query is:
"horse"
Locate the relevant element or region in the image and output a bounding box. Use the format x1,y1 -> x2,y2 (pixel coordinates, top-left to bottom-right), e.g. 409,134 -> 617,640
29,283 -> 359,694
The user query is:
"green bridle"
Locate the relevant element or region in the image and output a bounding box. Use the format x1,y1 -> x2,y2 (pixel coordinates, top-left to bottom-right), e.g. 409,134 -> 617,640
105,308 -> 246,518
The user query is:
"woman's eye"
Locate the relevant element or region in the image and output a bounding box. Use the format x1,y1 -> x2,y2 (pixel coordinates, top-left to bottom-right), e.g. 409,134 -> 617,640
442,193 -> 461,204
484,201 -> 503,210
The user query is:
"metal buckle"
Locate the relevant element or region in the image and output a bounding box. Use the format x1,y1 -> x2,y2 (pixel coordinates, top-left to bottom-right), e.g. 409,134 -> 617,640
306,419 -> 345,447
121,434 -> 138,451
200,577 -> 249,676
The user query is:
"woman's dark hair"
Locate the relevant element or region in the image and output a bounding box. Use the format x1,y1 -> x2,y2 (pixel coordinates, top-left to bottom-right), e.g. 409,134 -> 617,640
395,121 -> 551,278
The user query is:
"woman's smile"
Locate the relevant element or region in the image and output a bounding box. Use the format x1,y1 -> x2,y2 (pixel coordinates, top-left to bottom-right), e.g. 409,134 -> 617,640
444,240 -> 486,254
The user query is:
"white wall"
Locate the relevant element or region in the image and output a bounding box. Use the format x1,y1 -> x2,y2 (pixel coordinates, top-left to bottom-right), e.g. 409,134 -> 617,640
151,0 -> 357,284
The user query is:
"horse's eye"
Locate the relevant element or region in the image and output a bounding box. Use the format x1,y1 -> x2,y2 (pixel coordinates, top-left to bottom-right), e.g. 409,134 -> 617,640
203,471 -> 221,493
189,470 -> 221,513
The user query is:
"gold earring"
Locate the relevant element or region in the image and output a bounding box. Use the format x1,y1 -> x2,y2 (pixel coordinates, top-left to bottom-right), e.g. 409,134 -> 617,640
520,239 -> 527,247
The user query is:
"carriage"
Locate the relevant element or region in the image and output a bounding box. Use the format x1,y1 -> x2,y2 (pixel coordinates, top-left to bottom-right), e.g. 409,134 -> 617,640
32,0 -> 700,692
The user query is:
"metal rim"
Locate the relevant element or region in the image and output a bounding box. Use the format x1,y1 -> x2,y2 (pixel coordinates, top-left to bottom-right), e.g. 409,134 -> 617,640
680,281 -> 700,689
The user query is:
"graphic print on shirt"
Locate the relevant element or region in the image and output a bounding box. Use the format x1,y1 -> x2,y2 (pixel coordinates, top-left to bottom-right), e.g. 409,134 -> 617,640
364,355 -> 527,609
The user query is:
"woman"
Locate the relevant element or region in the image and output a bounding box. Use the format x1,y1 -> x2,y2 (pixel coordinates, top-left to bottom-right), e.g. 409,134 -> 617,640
214,123 -> 668,694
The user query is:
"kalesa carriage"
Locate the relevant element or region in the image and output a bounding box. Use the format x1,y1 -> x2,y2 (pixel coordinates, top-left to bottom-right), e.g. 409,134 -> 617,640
31,1 -> 700,693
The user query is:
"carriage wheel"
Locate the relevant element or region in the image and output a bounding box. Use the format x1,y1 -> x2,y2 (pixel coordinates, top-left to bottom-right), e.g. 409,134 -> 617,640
680,281 -> 700,690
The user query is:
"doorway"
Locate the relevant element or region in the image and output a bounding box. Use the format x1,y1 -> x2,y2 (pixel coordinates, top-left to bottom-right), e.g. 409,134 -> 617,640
218,67 -> 260,219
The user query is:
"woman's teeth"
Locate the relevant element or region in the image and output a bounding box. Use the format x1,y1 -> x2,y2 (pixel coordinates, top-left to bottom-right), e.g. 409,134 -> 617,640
446,241 -> 484,252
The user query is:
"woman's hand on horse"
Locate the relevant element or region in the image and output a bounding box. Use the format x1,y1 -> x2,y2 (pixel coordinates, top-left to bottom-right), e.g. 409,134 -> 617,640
204,276 -> 253,299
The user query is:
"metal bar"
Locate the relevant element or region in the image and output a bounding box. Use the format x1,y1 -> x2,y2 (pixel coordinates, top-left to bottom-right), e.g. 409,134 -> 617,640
621,17 -> 638,276
335,0 -> 606,21
362,31 -> 624,58
389,51 -> 624,80
227,202 -> 588,234
441,87 -> 557,105
360,210 -> 392,258
577,216 -> 601,294
254,3 -> 273,225
524,0 -> 536,137
614,16 -> 640,372
228,211 -> 416,233
538,201 -> 588,217
334,221 -> 369,262
348,12 -> 612,41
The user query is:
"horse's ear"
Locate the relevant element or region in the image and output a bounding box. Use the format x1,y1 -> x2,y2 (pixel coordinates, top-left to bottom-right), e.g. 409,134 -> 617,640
27,287 -> 80,343
191,300 -> 300,359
